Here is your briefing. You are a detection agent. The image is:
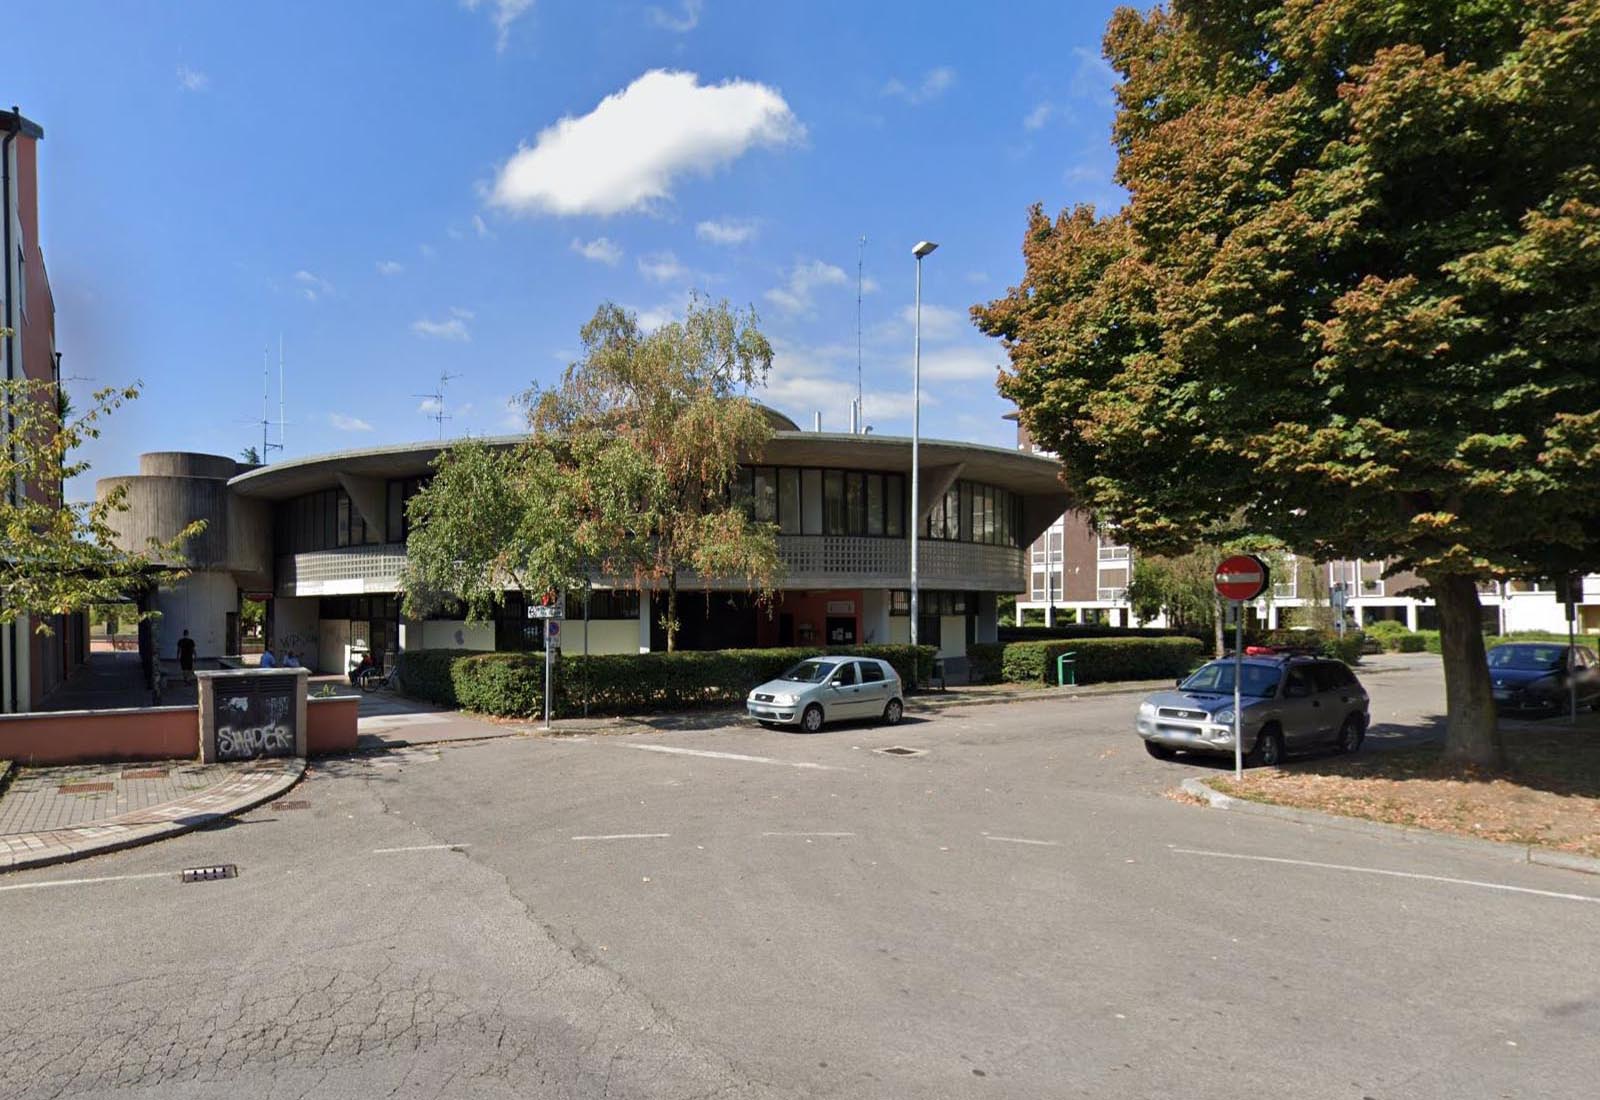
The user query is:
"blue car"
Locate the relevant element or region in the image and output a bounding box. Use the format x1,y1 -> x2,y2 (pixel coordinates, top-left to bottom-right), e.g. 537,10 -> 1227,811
1488,643 -> 1600,713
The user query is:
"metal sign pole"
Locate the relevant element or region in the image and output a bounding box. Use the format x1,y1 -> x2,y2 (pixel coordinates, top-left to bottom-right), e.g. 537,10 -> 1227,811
544,634 -> 552,731
1234,601 -> 1244,779
1569,600 -> 1579,724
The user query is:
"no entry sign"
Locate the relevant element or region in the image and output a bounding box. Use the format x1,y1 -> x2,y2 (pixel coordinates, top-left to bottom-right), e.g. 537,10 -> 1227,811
1214,554 -> 1270,602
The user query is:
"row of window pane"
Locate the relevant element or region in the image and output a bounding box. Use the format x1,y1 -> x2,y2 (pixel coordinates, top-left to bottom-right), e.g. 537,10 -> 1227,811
921,480 -> 1021,547
274,489 -> 384,556
888,590 -> 970,616
735,466 -> 906,538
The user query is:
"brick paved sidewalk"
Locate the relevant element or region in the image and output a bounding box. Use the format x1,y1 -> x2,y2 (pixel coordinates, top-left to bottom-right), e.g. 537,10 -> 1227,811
0,757 -> 303,872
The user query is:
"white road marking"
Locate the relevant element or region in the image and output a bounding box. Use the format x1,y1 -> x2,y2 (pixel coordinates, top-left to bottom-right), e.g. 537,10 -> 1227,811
1172,848 -> 1600,905
571,833 -> 671,841
0,870 -> 173,893
372,844 -> 468,854
621,744 -> 838,770
760,831 -> 855,838
985,835 -> 1060,847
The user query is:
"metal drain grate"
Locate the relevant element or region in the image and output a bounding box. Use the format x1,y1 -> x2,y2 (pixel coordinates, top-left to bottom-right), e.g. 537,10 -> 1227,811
271,800 -> 310,811
59,781 -> 115,794
875,746 -> 925,757
180,864 -> 238,883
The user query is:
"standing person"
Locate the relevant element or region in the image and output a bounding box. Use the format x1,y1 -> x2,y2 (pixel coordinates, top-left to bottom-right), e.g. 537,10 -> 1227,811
260,647 -> 277,668
177,629 -> 197,685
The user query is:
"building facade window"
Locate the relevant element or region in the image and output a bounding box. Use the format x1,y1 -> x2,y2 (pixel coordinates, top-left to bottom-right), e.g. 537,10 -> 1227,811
274,488 -> 386,555
734,465 -> 908,538
920,479 -> 1022,547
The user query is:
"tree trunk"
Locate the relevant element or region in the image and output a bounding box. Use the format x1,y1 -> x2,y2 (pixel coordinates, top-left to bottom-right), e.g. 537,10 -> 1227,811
1213,596 -> 1225,658
1430,573 -> 1503,768
665,574 -> 678,653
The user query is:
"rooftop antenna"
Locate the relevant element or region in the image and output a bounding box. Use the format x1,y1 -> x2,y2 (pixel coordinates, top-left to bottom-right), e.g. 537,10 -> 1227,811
414,370 -> 459,439
278,333 -> 286,453
259,347 -> 284,462
856,234 -> 867,434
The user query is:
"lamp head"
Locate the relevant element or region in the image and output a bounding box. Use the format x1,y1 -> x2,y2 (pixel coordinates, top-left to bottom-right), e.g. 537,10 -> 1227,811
912,240 -> 939,258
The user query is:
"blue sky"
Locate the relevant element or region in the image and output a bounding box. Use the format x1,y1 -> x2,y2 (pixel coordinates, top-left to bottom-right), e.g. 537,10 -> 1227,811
9,0 -> 1127,491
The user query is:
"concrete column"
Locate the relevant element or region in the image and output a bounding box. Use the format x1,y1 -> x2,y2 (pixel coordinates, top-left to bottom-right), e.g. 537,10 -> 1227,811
1043,604 -> 1055,627
975,593 -> 998,644
1406,602 -> 1420,631
862,589 -> 892,646
1267,604 -> 1280,630
1015,604 -> 1024,628
638,593 -> 652,653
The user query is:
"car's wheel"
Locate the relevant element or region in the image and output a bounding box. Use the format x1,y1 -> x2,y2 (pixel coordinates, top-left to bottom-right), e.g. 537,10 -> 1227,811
882,698 -> 903,726
1337,714 -> 1365,754
1144,740 -> 1175,760
1246,725 -> 1284,768
801,704 -> 824,733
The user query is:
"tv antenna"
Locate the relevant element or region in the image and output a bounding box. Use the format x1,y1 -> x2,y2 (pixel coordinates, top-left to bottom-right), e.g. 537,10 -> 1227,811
414,370 -> 459,438
258,343 -> 285,461
855,234 -> 867,434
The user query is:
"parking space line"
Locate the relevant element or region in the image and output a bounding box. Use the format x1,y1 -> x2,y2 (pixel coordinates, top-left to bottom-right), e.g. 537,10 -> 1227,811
621,744 -> 839,770
760,831 -> 855,838
571,833 -> 671,841
985,835 -> 1059,847
0,871 -> 174,893
1172,847 -> 1600,905
372,844 -> 468,853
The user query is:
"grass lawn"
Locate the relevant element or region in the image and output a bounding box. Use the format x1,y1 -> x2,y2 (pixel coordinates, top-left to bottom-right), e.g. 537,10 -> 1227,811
1210,720 -> 1600,858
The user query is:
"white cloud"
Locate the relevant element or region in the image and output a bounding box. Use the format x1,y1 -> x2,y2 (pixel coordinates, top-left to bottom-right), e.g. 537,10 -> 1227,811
571,236 -> 623,264
375,260 -> 405,276
450,306 -> 476,320
419,243 -> 437,259
764,259 -> 848,316
638,250 -> 688,283
898,303 -> 967,341
1069,47 -> 1117,107
631,302 -> 680,332
649,0 -> 703,32
472,214 -> 493,239
1023,102 -> 1054,131
861,275 -> 880,295
918,346 -> 1000,382
412,316 -> 471,341
177,65 -> 209,92
695,217 -> 757,245
462,0 -> 533,52
293,270 -> 333,302
762,340 -> 928,431
488,69 -> 802,217
417,397 -> 443,414
882,66 -> 955,105
330,413 -> 373,432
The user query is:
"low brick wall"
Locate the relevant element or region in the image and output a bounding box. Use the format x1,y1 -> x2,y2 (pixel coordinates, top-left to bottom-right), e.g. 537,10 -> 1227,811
0,706 -> 199,766
306,695 -> 360,756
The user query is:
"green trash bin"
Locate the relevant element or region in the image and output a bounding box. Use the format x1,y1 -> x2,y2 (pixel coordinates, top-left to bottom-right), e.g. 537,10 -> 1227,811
1056,651 -> 1077,686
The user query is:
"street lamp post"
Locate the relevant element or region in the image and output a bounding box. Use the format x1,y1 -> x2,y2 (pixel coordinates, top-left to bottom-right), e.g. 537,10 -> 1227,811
910,240 -> 938,687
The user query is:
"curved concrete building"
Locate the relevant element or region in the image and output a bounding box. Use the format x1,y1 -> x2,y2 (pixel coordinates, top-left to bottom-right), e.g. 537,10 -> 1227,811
95,452 -> 271,659
107,417 -> 1068,678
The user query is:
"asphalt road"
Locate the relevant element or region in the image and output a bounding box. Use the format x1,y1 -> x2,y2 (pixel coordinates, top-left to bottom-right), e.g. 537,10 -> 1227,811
3,656 -> 1596,1099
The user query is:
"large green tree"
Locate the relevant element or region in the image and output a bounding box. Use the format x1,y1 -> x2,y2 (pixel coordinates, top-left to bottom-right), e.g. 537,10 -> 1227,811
404,297 -> 783,651
1,375 -> 201,626
975,1 -> 1600,766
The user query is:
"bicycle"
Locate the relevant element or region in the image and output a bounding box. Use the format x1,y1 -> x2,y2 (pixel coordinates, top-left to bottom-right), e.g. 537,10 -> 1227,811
358,659 -> 402,694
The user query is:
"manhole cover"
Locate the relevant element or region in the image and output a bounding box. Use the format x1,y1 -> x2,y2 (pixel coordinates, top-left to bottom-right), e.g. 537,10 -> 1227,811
875,746 -> 925,757
271,800 -> 310,811
180,864 -> 238,883
58,781 -> 115,794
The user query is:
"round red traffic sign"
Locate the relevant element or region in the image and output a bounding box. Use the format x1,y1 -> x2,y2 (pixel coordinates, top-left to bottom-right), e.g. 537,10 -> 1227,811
1214,554 -> 1270,602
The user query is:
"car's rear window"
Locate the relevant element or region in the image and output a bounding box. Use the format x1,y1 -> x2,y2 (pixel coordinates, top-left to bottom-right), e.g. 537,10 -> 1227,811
860,661 -> 884,683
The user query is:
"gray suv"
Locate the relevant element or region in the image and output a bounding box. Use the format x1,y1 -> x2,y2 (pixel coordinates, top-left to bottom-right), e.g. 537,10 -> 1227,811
1135,655 -> 1370,766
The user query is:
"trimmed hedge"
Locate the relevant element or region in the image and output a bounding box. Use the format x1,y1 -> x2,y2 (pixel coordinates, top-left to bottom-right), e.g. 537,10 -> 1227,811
967,642 -> 1005,684
1257,629 -> 1366,665
999,636 -> 1207,685
397,644 -> 937,718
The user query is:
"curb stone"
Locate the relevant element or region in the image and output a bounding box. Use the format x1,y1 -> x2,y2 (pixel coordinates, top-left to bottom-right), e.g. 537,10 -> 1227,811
1180,776 -> 1600,877
0,758 -> 305,874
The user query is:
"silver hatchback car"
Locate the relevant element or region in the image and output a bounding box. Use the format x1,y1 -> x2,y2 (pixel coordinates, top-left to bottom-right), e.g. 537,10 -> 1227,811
747,656 -> 905,732
1135,654 -> 1370,766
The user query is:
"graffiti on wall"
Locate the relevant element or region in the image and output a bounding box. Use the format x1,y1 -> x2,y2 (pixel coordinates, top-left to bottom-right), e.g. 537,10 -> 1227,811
215,684 -> 295,761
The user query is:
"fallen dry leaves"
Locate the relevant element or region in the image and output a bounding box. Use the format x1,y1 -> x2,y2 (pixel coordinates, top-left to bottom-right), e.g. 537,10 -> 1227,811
1210,726 -> 1600,858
